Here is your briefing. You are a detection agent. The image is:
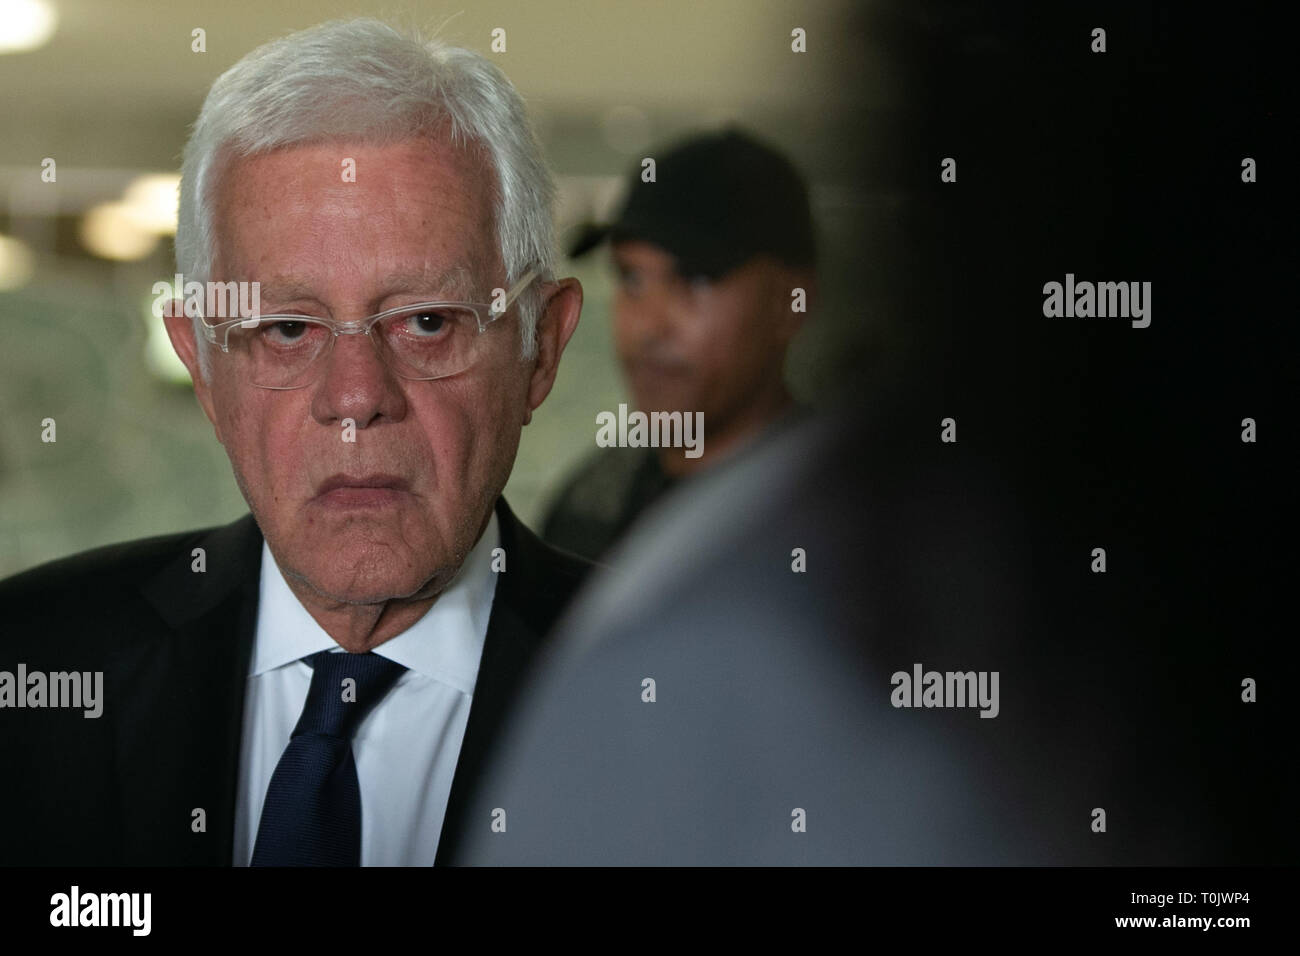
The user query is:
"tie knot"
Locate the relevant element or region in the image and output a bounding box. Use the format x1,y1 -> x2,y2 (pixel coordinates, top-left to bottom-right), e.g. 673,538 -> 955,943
292,650 -> 407,741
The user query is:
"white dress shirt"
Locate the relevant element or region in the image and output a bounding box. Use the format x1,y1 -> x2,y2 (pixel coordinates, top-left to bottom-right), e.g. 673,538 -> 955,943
232,511 -> 500,866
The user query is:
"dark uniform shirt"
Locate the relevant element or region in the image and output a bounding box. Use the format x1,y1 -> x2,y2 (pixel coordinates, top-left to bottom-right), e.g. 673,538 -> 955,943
541,405 -> 814,563
540,446 -> 677,563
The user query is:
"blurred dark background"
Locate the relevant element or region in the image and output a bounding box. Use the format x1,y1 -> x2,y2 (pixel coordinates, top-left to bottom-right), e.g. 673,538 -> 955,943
855,0 -> 1292,862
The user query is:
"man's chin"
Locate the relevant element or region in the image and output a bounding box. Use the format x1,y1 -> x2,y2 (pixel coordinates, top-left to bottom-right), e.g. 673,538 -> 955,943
271,522 -> 450,605
296,496 -> 426,544
630,386 -> 700,415
284,556 -> 447,607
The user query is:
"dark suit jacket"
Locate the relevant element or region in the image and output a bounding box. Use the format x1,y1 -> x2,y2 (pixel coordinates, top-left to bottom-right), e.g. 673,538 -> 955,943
0,496 -> 590,865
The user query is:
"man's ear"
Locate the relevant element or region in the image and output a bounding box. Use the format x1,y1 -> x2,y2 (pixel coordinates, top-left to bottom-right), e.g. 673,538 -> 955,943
523,277 -> 583,425
161,299 -> 222,438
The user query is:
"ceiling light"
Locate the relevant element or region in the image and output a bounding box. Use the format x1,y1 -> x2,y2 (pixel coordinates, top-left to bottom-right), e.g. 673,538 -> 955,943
0,233 -> 35,289
123,172 -> 181,235
80,202 -> 159,261
0,0 -> 58,54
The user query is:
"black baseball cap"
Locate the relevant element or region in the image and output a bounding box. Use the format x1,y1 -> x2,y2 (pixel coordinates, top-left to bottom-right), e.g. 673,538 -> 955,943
567,126 -> 816,280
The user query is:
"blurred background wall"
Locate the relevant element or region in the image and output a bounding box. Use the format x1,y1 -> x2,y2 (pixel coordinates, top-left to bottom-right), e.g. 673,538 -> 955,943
0,0 -> 909,575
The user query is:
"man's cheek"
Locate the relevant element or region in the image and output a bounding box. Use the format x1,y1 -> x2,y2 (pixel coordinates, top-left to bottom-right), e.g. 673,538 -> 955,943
218,409 -> 276,498
216,407 -> 255,466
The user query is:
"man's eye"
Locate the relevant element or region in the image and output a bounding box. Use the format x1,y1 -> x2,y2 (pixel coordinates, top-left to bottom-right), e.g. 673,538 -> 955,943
402,310 -> 452,335
264,320 -> 311,343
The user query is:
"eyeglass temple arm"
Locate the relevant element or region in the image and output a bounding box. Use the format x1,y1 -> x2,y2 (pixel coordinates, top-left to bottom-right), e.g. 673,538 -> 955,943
200,314 -> 262,350
490,265 -> 543,318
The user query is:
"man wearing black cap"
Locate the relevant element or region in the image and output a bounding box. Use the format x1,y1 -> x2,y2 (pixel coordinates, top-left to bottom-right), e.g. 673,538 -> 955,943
542,127 -> 819,561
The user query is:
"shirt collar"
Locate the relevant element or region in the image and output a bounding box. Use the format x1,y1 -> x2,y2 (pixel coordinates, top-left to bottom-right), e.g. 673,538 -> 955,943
249,510 -> 500,697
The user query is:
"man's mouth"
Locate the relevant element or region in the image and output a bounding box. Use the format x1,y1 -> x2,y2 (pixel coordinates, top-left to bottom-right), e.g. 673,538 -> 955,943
626,356 -> 692,380
312,473 -> 412,508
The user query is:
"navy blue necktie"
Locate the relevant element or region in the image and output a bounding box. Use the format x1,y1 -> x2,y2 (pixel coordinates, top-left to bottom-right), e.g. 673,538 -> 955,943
250,650 -> 407,866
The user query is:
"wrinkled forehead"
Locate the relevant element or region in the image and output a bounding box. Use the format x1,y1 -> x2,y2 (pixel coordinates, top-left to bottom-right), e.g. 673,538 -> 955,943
207,137 -> 501,305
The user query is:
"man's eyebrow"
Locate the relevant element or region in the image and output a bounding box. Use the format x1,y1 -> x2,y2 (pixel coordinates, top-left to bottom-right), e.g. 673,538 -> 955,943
255,265 -> 480,309
379,265 -> 478,301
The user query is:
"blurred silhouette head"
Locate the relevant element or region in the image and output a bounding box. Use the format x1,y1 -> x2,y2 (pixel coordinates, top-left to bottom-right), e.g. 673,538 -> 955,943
571,128 -> 817,466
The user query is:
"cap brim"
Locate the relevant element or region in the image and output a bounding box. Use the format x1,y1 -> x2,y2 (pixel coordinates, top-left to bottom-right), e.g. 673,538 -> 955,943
567,219 -> 750,279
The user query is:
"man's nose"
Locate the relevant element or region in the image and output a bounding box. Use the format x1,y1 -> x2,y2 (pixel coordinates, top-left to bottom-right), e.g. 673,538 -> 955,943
624,285 -> 689,347
309,331 -> 408,430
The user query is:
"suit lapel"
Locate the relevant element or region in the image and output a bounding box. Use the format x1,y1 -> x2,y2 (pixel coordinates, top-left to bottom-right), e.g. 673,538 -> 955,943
434,496 -> 584,865
116,514 -> 263,864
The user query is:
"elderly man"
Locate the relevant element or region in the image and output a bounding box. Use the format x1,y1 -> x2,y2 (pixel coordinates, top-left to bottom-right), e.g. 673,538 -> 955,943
0,19 -> 586,866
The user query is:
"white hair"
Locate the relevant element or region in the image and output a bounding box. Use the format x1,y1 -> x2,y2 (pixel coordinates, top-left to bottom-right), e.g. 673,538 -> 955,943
175,17 -> 556,379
